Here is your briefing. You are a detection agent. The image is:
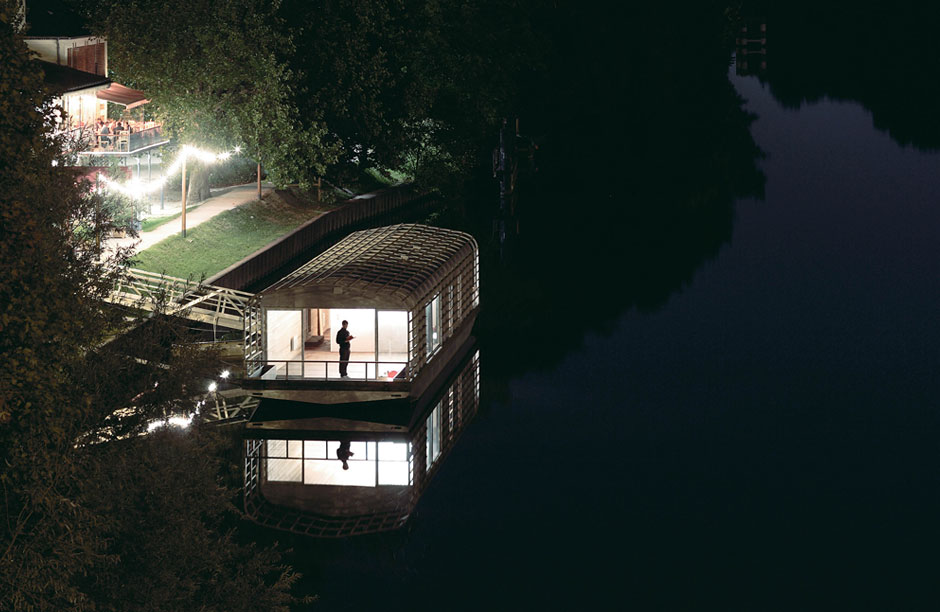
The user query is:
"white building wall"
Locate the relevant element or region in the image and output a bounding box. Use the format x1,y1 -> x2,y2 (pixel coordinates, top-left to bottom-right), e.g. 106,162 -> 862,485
266,309 -> 303,362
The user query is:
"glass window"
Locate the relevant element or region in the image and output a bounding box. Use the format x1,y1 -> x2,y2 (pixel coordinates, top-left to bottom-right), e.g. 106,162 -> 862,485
267,458 -> 302,482
304,440 -> 326,459
426,295 -> 441,357
266,439 -> 286,458
377,441 -> 410,485
378,461 -> 409,486
287,440 -> 303,458
426,402 -> 441,469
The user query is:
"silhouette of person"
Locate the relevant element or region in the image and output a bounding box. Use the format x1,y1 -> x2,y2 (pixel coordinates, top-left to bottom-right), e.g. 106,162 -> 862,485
336,441 -> 354,470
335,320 -> 354,378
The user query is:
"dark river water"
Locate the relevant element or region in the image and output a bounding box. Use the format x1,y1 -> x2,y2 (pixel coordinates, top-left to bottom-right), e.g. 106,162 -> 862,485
276,8 -> 940,610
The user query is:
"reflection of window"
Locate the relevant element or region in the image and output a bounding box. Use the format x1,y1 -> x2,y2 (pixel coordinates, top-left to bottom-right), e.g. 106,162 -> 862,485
426,402 -> 441,469
266,440 -> 303,481
426,295 -> 441,357
378,441 -> 410,485
263,439 -> 412,487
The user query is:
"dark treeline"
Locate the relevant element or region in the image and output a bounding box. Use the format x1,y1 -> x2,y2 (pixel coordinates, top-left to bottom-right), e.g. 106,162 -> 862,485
740,0 -> 940,150
464,1 -> 765,378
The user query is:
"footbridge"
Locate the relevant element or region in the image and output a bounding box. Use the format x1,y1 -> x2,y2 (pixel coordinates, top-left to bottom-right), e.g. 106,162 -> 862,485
107,269 -> 254,331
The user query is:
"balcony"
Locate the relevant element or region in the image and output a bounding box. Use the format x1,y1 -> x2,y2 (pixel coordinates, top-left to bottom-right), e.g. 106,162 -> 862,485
75,121 -> 168,157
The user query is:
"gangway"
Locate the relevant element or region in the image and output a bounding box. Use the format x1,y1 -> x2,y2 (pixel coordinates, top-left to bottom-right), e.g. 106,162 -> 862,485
107,268 -> 254,331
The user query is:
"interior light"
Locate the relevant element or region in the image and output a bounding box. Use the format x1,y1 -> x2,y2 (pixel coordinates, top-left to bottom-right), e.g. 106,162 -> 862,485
208,381 -> 218,392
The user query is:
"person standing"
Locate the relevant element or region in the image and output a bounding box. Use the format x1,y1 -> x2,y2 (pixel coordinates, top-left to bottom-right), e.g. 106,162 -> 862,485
336,320 -> 354,378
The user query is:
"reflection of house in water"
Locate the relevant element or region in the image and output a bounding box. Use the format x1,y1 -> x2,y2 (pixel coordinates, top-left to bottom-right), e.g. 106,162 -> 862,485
244,347 -> 480,537
736,17 -> 767,76
240,223 -> 481,536
242,223 -> 479,403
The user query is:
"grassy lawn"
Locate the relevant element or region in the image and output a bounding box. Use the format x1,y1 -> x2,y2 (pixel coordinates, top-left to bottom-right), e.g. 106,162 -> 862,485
140,211 -> 183,233
132,192 -> 334,280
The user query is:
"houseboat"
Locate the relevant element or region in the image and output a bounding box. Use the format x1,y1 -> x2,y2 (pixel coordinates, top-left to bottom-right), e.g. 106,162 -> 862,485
240,223 -> 482,536
241,223 -> 480,405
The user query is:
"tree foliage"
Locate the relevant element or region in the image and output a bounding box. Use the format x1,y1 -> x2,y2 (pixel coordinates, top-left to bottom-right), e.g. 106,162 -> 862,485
82,0 -> 543,190
286,0 -> 545,185
87,0 -> 338,187
0,3 -> 304,608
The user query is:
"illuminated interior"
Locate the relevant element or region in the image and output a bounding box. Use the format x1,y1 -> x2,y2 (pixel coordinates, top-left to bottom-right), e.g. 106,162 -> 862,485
263,439 -> 411,487
264,307 -> 409,379
62,92 -> 107,130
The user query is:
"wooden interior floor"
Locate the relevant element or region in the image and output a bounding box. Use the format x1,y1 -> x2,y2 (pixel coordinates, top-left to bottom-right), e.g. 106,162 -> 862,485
272,348 -> 408,379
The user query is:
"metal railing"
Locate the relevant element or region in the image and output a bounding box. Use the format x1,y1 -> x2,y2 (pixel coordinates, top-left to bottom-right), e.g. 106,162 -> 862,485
107,269 -> 255,330
246,359 -> 408,381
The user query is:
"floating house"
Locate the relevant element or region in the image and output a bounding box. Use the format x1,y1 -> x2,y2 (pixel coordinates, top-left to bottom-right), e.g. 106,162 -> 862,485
243,342 -> 480,537
242,224 -> 480,405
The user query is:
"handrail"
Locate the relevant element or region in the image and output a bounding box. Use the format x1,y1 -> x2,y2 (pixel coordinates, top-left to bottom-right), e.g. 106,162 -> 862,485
246,358 -> 408,381
107,269 -> 255,330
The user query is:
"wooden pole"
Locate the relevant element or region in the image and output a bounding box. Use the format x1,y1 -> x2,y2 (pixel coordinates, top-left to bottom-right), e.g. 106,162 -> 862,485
257,161 -> 261,200
95,172 -> 100,252
181,160 -> 187,237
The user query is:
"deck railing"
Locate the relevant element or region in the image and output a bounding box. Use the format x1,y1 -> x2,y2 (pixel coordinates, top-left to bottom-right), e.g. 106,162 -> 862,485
77,124 -> 169,155
247,359 -> 408,381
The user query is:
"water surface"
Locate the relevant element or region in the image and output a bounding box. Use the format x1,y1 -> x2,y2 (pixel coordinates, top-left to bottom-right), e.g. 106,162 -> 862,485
290,17 -> 940,610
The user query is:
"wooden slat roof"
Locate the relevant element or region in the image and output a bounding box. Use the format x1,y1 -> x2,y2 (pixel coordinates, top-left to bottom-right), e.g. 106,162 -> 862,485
259,224 -> 477,310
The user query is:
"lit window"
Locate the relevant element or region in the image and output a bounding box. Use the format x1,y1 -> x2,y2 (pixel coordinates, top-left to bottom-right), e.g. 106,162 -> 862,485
426,402 -> 442,469
426,295 -> 441,357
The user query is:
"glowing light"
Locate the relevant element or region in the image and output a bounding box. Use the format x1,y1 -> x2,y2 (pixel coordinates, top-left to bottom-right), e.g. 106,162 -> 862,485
146,413 -> 194,431
168,415 -> 193,428
99,144 -> 242,200
220,370 -> 230,379
208,381 -> 218,392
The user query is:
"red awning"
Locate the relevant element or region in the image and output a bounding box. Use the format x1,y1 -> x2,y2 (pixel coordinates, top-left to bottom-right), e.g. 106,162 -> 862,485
95,83 -> 150,109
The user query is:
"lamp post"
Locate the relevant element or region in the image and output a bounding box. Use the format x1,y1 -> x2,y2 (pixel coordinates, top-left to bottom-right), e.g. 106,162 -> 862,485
181,156 -> 187,237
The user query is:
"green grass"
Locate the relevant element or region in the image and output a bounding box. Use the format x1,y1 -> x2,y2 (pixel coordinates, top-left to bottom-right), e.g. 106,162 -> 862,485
132,194 -> 334,280
139,211 -> 182,233
364,166 -> 410,187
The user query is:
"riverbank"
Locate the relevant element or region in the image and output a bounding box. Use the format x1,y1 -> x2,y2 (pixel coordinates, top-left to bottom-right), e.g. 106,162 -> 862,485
130,187 -> 337,280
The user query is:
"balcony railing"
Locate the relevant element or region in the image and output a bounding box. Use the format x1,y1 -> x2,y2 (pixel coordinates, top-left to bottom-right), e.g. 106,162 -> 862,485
77,123 -> 168,155
247,359 -> 409,381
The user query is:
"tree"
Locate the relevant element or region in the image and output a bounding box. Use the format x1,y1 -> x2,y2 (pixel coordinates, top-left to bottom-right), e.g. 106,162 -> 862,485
285,0 -> 545,186
0,3 -> 305,608
87,0 -> 544,192
87,0 -> 338,189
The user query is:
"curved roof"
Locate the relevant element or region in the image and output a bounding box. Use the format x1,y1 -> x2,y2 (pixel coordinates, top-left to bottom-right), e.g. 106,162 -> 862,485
259,224 -> 477,310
